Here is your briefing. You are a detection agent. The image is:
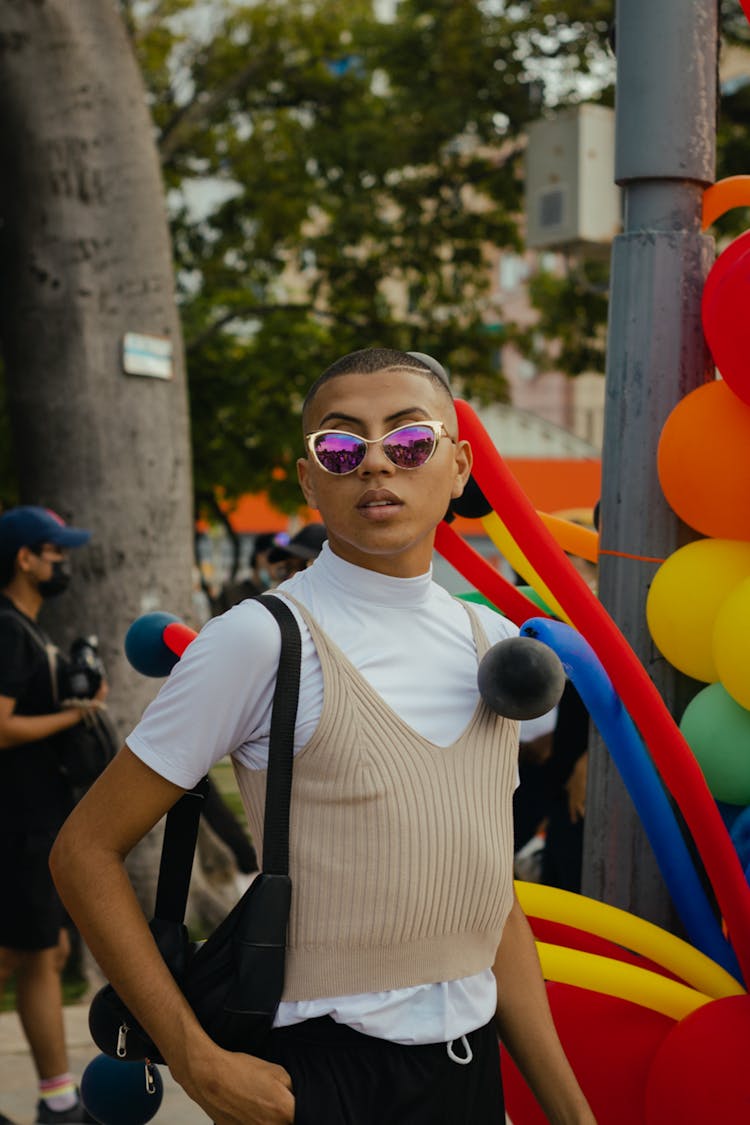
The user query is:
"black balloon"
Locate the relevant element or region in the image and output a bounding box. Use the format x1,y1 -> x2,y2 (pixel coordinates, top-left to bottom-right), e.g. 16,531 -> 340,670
478,636 -> 566,720
449,474 -> 493,519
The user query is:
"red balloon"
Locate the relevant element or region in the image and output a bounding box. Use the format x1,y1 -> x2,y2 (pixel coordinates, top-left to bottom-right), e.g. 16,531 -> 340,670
433,520 -> 547,626
701,228 -> 750,330
163,621 -> 198,657
502,982 -> 674,1125
528,917 -> 685,983
645,995 -> 750,1123
702,242 -> 750,404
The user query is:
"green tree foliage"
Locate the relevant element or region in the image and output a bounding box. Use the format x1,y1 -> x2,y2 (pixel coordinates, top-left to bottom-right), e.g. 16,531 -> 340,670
716,3 -> 750,239
119,0 -> 614,510
522,1 -> 750,379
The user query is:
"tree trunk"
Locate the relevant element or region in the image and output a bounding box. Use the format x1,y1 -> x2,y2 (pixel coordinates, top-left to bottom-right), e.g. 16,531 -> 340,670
0,2 -> 196,928
0,1 -> 194,741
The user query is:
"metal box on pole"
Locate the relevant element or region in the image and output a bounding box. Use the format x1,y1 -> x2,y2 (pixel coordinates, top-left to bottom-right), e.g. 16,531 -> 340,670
524,104 -> 621,251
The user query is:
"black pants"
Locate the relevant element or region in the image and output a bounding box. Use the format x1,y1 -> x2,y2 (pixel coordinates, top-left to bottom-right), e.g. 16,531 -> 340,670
266,1016 -> 504,1125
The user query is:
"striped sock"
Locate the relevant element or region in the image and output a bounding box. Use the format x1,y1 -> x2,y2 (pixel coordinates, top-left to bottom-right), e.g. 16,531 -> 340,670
39,1074 -> 78,1112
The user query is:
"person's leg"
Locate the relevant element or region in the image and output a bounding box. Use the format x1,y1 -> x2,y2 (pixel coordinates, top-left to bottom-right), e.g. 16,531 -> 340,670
15,930 -> 70,1079
0,945 -> 23,1003
0,835 -> 87,1121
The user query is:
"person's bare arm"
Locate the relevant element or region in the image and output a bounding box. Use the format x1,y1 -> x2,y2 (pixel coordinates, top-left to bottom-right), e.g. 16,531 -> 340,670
51,746 -> 294,1125
493,894 -> 596,1124
0,692 -> 85,748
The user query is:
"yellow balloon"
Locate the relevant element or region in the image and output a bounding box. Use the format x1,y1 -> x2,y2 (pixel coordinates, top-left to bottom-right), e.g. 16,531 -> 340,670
482,512 -> 572,623
646,539 -> 750,683
713,576 -> 750,710
516,881 -> 745,1000
536,942 -> 713,1021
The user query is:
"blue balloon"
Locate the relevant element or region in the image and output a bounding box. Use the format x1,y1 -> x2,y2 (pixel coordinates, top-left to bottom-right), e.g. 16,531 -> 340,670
729,804 -> 750,874
716,799 -> 747,835
81,1054 -> 163,1125
124,612 -> 182,677
520,617 -> 743,983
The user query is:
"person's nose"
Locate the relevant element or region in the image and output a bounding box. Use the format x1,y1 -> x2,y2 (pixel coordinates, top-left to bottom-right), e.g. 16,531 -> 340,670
357,437 -> 395,477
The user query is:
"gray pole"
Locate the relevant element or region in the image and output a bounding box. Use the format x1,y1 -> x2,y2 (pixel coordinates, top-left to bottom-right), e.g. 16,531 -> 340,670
581,0 -> 718,929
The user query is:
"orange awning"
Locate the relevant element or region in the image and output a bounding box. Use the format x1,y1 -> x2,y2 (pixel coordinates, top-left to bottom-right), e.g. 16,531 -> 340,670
219,492 -> 317,535
450,458 -> 601,537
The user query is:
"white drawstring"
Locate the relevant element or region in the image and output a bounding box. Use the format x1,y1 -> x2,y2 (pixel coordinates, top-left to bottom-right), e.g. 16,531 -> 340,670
446,1034 -> 473,1065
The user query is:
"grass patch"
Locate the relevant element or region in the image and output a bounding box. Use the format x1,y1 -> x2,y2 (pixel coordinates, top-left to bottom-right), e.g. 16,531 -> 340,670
210,761 -> 251,832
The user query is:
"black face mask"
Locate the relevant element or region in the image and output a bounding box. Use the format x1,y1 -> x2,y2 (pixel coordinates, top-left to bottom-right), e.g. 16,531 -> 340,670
38,559 -> 71,598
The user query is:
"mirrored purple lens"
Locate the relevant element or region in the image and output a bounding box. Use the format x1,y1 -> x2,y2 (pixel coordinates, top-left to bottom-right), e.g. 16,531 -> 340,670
313,433 -> 367,474
382,425 -> 437,468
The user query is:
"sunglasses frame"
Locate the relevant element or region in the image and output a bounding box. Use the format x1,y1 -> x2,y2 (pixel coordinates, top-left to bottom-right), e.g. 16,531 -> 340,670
305,420 -> 454,475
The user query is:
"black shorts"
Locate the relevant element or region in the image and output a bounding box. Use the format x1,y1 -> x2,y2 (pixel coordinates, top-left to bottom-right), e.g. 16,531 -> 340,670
0,830 -> 66,951
266,1016 -> 504,1125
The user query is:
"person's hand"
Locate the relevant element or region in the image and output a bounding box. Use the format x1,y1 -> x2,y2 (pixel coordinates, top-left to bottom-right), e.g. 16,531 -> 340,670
565,752 -> 588,823
93,678 -> 109,704
175,1046 -> 295,1124
61,680 -> 109,715
519,731 -> 553,767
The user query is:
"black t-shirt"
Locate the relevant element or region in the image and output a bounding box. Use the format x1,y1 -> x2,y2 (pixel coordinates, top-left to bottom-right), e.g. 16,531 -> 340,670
0,594 -> 74,832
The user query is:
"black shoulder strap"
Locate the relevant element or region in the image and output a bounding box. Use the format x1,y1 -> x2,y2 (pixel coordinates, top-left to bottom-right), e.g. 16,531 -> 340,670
255,594 -> 302,875
153,593 -> 302,922
0,608 -> 59,702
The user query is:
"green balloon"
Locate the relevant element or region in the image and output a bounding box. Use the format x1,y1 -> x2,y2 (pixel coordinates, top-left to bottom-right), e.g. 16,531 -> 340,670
517,586 -> 558,618
680,682 -> 750,805
456,591 -> 502,613
455,587 -> 558,620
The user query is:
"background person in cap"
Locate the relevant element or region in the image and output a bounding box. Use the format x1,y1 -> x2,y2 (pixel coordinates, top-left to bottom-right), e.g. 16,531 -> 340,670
0,506 -> 104,1125
267,522 -> 327,583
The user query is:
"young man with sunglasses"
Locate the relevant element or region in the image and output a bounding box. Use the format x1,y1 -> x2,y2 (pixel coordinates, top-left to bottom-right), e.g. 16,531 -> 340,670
52,349 -> 595,1124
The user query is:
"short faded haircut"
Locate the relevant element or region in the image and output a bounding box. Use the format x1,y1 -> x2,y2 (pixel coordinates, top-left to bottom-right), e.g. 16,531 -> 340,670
302,347 -> 452,430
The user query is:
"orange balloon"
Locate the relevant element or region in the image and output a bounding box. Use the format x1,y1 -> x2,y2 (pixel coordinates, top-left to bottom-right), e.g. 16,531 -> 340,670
537,512 -> 599,563
657,380 -> 750,539
702,177 -> 750,229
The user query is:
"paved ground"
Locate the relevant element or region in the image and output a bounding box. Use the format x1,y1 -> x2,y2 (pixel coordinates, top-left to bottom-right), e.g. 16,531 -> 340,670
0,1002 -> 209,1125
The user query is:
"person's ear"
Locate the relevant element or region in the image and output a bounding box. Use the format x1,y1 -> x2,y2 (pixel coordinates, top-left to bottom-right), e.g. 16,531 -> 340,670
16,546 -> 35,574
450,439 -> 473,500
297,457 -> 320,511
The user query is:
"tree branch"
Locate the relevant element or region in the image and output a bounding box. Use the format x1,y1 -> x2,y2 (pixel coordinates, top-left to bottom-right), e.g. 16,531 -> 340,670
185,303 -> 312,354
158,58 -> 266,166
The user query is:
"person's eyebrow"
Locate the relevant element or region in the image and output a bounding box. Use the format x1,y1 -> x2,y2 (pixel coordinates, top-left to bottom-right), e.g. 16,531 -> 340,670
316,405 -> 431,428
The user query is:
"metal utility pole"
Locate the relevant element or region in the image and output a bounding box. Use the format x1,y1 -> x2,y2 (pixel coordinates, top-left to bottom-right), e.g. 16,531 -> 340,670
582,0 -> 718,928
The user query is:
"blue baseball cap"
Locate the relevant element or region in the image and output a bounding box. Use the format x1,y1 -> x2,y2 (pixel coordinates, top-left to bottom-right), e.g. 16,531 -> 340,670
0,505 -> 91,562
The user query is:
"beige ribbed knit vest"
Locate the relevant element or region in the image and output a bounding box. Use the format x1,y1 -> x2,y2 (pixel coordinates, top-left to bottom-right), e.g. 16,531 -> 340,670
234,596 -> 518,1002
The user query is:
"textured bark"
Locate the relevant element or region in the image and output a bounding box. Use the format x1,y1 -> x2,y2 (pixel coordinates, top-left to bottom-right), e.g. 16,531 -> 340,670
0,0 -> 194,736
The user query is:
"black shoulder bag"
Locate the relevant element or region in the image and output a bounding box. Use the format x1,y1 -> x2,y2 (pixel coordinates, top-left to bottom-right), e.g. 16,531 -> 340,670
88,594 -> 301,1063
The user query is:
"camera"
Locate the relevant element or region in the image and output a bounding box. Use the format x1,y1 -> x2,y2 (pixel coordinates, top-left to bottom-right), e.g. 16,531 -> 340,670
64,635 -> 106,699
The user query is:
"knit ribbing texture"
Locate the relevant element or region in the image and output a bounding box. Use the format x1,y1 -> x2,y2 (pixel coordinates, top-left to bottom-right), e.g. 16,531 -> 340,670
234,596 -> 518,1001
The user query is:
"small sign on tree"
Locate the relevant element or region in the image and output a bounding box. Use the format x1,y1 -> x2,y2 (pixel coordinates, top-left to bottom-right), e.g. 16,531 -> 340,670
122,332 -> 174,380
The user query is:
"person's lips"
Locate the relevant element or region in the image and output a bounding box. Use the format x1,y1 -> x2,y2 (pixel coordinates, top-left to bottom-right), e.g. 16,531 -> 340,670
357,489 -> 403,518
